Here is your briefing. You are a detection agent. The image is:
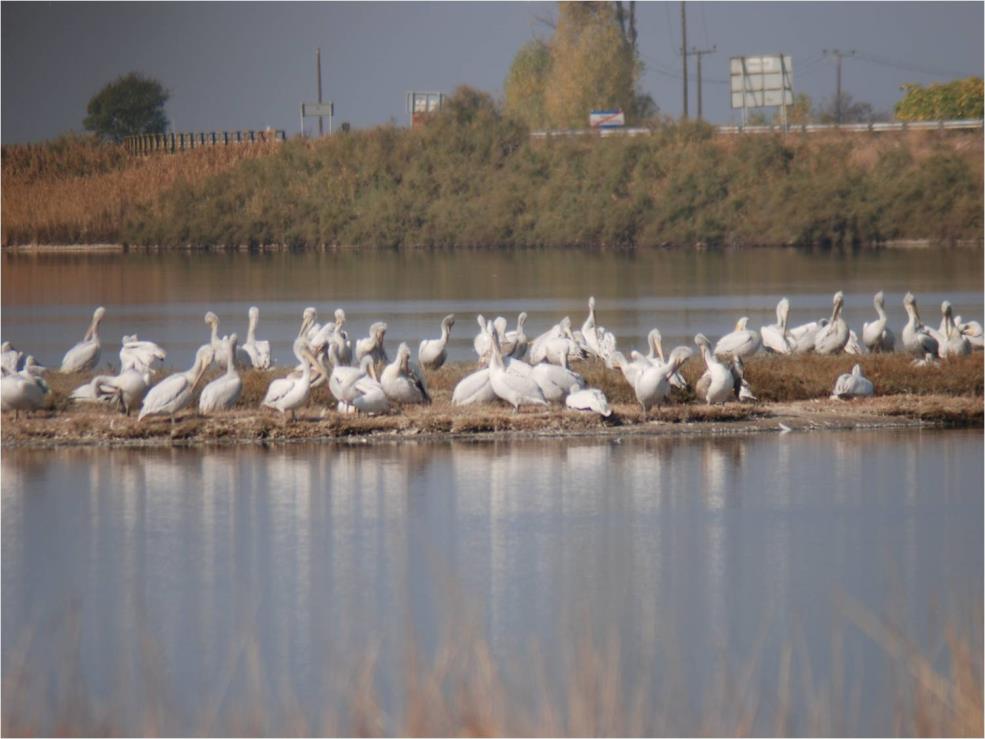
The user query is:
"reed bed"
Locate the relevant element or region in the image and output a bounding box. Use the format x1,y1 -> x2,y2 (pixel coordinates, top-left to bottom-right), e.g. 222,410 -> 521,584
3,353 -> 981,446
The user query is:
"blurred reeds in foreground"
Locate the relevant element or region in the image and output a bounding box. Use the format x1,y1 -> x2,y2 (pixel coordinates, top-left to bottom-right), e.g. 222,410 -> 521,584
2,594 -> 980,736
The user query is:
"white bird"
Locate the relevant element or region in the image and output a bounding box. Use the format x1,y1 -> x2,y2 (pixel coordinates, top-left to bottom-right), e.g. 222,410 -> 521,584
71,368 -> 151,415
418,314 -> 455,370
239,306 -> 272,369
335,355 -> 390,414
199,335 -> 243,414
138,345 -> 213,423
830,364 -> 874,399
1,342 -> 22,373
120,335 -> 166,373
901,292 -> 940,358
488,328 -> 547,411
451,368 -> 496,406
355,321 -> 388,366
938,301 -> 971,358
639,329 -> 687,390
381,343 -> 431,405
761,298 -> 793,354
715,316 -> 761,359
954,316 -> 984,351
60,306 -> 106,372
202,311 -> 224,367
530,361 -> 585,402
861,291 -> 895,353
844,330 -> 866,355
565,388 -> 611,417
1,367 -> 49,416
634,345 -> 694,414
501,312 -> 529,359
20,356 -> 46,378
789,318 -> 827,354
262,341 -> 317,422
694,334 -> 736,404
473,315 -> 493,363
814,291 -> 849,355
580,296 -> 603,358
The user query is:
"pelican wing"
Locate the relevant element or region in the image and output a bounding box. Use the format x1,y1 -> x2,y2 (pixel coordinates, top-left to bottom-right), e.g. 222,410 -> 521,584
452,369 -> 495,406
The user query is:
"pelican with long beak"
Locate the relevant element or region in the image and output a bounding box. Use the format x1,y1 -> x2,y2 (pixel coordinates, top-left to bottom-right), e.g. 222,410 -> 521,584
901,292 -> 940,358
138,345 -> 213,423
60,306 -> 106,372
761,298 -> 793,354
813,291 -> 849,355
861,291 -> 895,353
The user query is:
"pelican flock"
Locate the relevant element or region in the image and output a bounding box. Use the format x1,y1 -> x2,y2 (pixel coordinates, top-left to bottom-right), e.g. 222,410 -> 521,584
2,290 -> 980,424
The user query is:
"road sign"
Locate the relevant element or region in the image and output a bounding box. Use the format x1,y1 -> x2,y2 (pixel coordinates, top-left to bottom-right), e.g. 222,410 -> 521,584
590,110 -> 626,128
302,102 -> 334,118
729,55 -> 794,109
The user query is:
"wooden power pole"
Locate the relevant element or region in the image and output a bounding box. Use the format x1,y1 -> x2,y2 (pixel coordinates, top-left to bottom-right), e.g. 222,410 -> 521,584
687,46 -> 717,121
680,1 -> 688,118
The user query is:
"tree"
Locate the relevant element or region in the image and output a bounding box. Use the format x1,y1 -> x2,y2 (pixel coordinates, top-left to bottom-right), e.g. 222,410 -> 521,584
895,77 -> 984,121
815,93 -> 889,124
83,73 -> 169,142
504,40 -> 552,129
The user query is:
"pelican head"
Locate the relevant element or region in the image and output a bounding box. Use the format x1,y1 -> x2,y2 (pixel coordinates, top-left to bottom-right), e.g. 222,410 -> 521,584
204,311 -> 219,326
903,291 -> 915,307
372,322 -> 387,339
303,306 -> 317,323
517,312 -> 527,327
334,308 -> 346,326
93,306 -> 107,323
694,333 -> 711,350
833,291 -> 844,307
588,296 -> 596,310
442,314 -> 456,329
874,291 -> 885,307
736,317 -> 749,331
852,363 -> 863,376
668,346 -> 694,371
476,315 -> 486,329
941,300 -> 953,317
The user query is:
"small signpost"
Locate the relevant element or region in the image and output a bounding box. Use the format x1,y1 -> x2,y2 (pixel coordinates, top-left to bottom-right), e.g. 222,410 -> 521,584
590,109 -> 626,129
300,101 -> 334,137
407,92 -> 446,128
730,54 -> 794,128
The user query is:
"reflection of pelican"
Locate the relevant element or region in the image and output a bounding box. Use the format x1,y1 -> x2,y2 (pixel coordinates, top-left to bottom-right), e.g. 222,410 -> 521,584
830,364 -> 874,399
938,301 -> 971,358
901,292 -> 939,358
381,343 -> 430,404
139,346 -> 213,422
814,291 -> 849,354
861,291 -> 895,353
761,298 -> 793,354
199,335 -> 243,413
418,314 -> 455,370
60,306 -> 106,372
714,317 -> 761,359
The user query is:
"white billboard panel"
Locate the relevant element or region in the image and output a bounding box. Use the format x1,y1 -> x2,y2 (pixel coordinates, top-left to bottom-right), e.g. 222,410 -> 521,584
729,55 -> 793,110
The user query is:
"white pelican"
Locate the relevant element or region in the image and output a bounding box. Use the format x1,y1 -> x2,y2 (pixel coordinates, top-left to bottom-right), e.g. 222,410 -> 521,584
451,368 -> 496,406
355,322 -> 388,366
761,298 -> 793,354
310,309 -> 351,366
901,292 -> 939,358
715,316 -> 761,359
70,367 -> 151,416
640,329 -> 687,390
789,318 -> 827,354
610,350 -> 647,389
1,367 -> 49,416
844,330 -> 866,355
138,345 -> 213,423
1,342 -> 22,373
634,345 -> 693,414
20,356 -> 46,378
335,355 -> 390,414
814,291 -> 849,355
239,306 -> 272,369
473,315 -> 493,363
938,301 -> 971,358
488,328 -> 547,411
262,342 -> 317,422
580,296 -> 603,357
830,364 -> 874,399
200,335 -> 243,414
501,312 -> 528,359
418,314 -> 455,370
565,388 -> 611,417
202,311 -> 224,367
381,343 -> 431,405
694,334 -> 735,404
530,361 -> 585,403
60,306 -> 106,372
954,316 -> 984,351
120,335 -> 166,373
861,291 -> 895,353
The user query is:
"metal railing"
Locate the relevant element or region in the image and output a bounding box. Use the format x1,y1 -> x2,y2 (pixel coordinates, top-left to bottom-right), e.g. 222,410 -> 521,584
530,119 -> 984,139
125,129 -> 287,155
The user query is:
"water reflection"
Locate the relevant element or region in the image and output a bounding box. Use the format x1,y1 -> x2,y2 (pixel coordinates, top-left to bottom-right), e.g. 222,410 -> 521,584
2,430 -> 982,734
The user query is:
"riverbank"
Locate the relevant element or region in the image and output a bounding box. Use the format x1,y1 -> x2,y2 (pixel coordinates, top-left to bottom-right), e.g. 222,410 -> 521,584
3,90 -> 982,249
4,354 -> 981,448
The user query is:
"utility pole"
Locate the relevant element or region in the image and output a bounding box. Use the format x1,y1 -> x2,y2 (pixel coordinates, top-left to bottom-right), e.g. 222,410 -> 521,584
316,48 -> 324,137
686,46 -> 717,120
680,1 -> 688,118
822,48 -> 855,124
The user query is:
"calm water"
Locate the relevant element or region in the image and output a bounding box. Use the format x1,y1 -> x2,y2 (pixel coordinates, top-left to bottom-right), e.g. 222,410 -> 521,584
3,430 -> 982,735
2,248 -> 982,369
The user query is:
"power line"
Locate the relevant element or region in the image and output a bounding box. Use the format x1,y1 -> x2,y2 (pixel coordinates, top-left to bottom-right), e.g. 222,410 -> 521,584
853,52 -> 969,80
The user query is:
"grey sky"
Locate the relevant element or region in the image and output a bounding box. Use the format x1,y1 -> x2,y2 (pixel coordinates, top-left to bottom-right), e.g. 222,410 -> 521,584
2,1 -> 982,144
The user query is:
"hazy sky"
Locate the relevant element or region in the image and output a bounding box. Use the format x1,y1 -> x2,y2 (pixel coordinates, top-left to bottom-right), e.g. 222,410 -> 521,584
2,1 -> 982,144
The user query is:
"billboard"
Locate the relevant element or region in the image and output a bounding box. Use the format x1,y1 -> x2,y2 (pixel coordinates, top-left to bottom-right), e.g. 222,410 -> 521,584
407,92 -> 446,128
730,55 -> 793,109
590,110 -> 626,128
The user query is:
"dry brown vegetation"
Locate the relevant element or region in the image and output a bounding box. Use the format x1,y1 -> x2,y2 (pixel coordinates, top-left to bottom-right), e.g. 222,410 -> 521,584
3,353 -> 981,447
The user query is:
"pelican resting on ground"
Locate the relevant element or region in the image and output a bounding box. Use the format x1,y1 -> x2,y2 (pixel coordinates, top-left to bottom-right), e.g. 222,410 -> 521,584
901,292 -> 939,358
1,342 -> 23,374
715,316 -> 761,359
694,334 -> 738,405
1,366 -> 49,416
381,343 -> 431,405
761,298 -> 793,354
120,335 -> 166,373
262,342 -> 318,422
335,355 -> 390,414
530,361 -> 585,403
862,291 -> 895,353
200,335 -> 243,414
239,306 -> 272,369
451,367 -> 496,406
634,345 -> 694,414
488,328 -> 547,411
473,316 -> 494,363
418,314 -> 455,370
938,301 -> 971,358
565,388 -> 612,417
71,368 -> 151,415
60,306 -> 106,373
139,345 -> 213,423
844,330 -> 865,355
645,329 -> 688,390
831,364 -> 874,399
814,291 -> 849,355
954,316 -> 984,351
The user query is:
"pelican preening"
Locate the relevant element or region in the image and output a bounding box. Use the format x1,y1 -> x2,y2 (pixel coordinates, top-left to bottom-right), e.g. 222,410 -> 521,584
1,364 -> 49,416
714,317 -> 761,359
60,306 -> 106,373
71,368 -> 151,415
381,343 -> 431,405
419,314 -> 455,370
761,298 -> 793,354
